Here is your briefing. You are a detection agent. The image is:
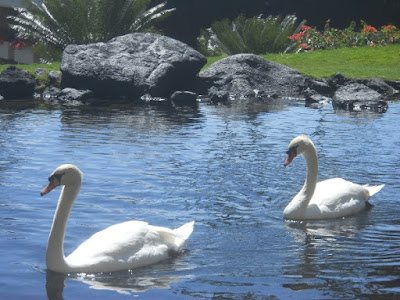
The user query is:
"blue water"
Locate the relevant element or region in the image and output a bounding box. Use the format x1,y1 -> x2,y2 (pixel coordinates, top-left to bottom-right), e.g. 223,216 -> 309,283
0,99 -> 399,299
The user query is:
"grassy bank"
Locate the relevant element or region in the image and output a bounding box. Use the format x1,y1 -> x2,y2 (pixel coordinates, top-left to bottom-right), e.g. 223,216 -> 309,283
204,44 -> 400,81
0,62 -> 61,75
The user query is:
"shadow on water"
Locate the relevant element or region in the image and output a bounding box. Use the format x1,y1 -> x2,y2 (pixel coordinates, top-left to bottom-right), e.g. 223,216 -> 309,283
0,98 -> 204,125
62,100 -> 201,120
0,99 -> 42,112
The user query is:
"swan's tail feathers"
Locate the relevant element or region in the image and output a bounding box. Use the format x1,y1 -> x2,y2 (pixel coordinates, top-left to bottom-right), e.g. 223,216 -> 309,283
173,221 -> 194,249
365,184 -> 385,197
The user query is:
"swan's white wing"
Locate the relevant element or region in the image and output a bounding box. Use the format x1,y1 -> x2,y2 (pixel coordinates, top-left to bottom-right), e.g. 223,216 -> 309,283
66,221 -> 171,272
307,178 -> 370,218
150,220 -> 195,250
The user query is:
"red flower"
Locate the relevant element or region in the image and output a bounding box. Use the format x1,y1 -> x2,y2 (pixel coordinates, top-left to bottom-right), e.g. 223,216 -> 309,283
298,43 -> 309,50
9,39 -> 27,49
383,25 -> 396,31
363,25 -> 377,33
300,25 -> 311,32
289,31 -> 305,41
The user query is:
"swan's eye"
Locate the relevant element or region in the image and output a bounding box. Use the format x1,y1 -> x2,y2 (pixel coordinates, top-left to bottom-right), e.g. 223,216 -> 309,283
287,145 -> 299,156
48,173 -> 64,184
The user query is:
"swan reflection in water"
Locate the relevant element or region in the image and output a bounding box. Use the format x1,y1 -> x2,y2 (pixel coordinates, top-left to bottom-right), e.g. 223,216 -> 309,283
285,207 -> 371,240
283,210 -> 371,293
46,256 -> 194,298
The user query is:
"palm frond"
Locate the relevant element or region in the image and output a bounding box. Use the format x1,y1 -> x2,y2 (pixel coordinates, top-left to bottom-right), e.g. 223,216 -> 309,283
197,14 -> 304,55
8,0 -> 175,57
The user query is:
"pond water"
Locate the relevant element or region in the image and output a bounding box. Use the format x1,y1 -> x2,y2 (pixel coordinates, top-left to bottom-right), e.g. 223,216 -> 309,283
0,99 -> 399,299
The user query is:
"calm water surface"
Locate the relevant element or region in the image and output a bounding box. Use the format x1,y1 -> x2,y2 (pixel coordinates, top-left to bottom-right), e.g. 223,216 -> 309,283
0,99 -> 399,299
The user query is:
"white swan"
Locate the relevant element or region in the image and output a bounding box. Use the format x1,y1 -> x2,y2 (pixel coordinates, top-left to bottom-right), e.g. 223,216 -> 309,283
283,135 -> 384,220
41,164 -> 194,273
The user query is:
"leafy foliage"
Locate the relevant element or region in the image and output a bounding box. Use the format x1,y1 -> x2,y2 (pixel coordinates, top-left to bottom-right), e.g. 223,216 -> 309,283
7,0 -> 175,60
197,14 -> 305,56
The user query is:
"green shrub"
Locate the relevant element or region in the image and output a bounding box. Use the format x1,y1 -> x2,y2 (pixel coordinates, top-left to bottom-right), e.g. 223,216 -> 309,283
197,14 -> 305,56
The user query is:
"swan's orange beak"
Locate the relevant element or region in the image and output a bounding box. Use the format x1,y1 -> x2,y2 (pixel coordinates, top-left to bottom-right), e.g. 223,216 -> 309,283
40,179 -> 59,196
284,152 -> 296,167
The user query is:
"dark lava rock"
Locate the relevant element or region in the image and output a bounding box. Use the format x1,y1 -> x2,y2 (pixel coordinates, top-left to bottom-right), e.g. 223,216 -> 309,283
58,88 -> 93,104
198,54 -> 308,102
61,33 -> 206,99
308,78 -> 333,95
42,86 -> 62,99
48,71 -> 61,87
209,89 -> 229,104
170,91 -> 197,106
333,83 -> 388,112
0,65 -> 35,99
34,68 -> 47,77
334,83 -> 382,101
330,72 -> 347,88
360,78 -> 397,98
140,94 -> 168,105
304,88 -> 332,106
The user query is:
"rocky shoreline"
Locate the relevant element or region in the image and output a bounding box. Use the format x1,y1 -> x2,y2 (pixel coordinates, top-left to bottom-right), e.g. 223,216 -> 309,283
0,33 -> 399,112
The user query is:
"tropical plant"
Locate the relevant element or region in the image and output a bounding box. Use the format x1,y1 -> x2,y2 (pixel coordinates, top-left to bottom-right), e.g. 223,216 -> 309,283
7,0 -> 175,59
197,14 -> 305,56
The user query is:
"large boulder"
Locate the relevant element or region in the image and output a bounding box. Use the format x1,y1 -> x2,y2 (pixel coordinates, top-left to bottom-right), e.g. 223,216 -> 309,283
333,83 -> 388,112
61,33 -> 207,99
0,66 -> 35,99
198,54 -> 308,103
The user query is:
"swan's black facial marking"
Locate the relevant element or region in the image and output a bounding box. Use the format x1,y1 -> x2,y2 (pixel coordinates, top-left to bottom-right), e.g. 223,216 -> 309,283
284,145 -> 299,167
41,172 -> 65,196
48,173 -> 64,184
286,145 -> 299,157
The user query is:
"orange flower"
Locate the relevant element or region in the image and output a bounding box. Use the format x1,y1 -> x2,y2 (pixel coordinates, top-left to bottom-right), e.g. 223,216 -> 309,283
298,43 -> 309,49
289,31 -> 305,41
363,25 -> 377,33
383,25 -> 396,31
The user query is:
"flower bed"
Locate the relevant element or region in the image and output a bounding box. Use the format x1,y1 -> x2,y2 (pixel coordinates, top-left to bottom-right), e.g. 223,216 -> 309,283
289,20 -> 400,52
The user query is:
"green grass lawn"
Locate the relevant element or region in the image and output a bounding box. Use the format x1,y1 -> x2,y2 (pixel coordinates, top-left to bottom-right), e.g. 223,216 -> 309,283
204,44 -> 400,81
0,62 -> 61,75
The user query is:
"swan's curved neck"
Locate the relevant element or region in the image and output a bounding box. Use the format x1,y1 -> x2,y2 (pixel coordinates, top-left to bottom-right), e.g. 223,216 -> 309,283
46,183 -> 81,272
284,142 -> 318,219
301,144 -> 318,200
